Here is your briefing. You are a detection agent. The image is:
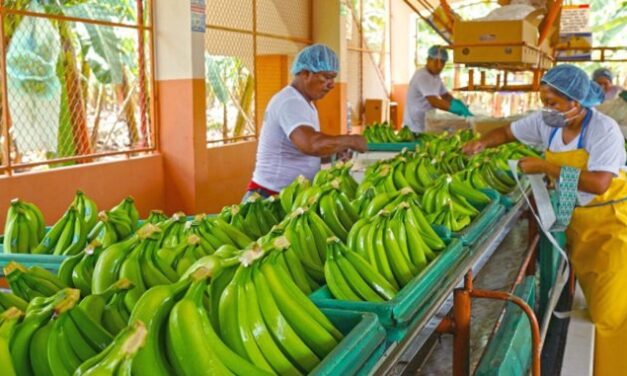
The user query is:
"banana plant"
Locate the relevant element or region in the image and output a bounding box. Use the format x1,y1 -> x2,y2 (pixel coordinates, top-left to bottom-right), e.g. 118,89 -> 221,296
4,0 -> 140,164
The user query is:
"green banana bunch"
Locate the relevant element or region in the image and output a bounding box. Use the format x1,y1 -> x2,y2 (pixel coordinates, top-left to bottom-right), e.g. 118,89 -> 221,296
91,235 -> 140,295
0,307 -> 22,376
10,288 -> 80,376
73,320 -> 147,376
31,204 -> 87,255
218,243 -> 342,372
325,237 -> 397,302
202,216 -> 253,249
87,211 -> 120,248
347,199 -> 444,287
156,232 -> 215,277
145,209 -> 169,224
129,276 -> 192,376
56,240 -> 104,296
363,122 -> 403,143
3,198 -> 45,254
397,126 -> 416,142
351,186 -> 377,217
263,195 -> 286,224
4,262 -> 67,301
167,267 -> 273,375
157,211 -> 187,248
229,193 -> 280,240
279,175 -> 311,214
279,208 -> 332,285
312,161 -> 358,200
0,291 -> 28,313
78,278 -> 133,325
72,190 -> 99,233
310,184 -> 358,242
88,196 -> 139,244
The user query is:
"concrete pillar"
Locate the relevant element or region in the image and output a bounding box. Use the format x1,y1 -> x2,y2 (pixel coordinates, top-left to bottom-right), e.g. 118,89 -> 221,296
390,0 -> 414,128
154,1 -> 209,215
312,0 -> 347,135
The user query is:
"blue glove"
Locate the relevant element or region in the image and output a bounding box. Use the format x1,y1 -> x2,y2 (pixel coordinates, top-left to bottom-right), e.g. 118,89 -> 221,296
449,99 -> 473,117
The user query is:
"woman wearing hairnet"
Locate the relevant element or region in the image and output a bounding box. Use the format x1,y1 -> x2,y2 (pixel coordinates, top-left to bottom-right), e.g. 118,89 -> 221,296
244,44 -> 367,200
463,64 -> 627,375
592,67 -> 623,102
402,45 -> 473,133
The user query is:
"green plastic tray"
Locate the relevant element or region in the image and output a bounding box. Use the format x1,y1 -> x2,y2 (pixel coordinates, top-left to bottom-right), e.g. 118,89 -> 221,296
0,253 -> 67,275
452,189 -> 507,246
310,239 -> 465,342
475,276 -> 536,376
312,309 -> 387,375
366,141 -> 421,152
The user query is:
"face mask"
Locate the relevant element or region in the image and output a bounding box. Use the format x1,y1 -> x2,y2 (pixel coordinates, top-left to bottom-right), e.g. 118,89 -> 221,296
541,106 -> 581,128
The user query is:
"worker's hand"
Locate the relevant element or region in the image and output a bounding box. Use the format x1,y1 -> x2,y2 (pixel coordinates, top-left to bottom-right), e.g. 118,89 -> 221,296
462,140 -> 485,155
336,149 -> 354,162
348,135 -> 368,153
449,99 -> 473,117
518,157 -> 547,175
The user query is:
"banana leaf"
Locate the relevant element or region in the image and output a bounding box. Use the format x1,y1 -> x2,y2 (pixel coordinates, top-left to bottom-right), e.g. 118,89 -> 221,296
63,3 -> 123,85
205,54 -> 228,104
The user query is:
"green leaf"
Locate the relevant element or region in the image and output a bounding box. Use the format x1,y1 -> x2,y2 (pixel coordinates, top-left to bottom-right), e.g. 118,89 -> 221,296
63,3 -> 123,84
205,55 -> 228,104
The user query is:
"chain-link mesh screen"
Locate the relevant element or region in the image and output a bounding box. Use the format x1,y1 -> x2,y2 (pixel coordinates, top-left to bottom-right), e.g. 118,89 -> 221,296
346,0 -> 391,127
205,0 -> 312,146
205,27 -> 256,144
0,1 -> 154,173
257,0 -> 310,40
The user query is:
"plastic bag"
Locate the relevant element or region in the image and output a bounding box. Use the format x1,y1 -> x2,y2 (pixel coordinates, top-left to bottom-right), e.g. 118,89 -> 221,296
478,4 -> 536,21
6,1 -> 62,153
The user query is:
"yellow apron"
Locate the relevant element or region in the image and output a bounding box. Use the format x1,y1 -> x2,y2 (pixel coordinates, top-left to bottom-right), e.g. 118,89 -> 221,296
545,122 -> 627,376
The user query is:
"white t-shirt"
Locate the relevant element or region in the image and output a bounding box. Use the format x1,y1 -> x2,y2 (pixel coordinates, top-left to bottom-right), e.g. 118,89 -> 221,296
511,109 -> 626,205
402,67 -> 448,132
252,86 -> 321,192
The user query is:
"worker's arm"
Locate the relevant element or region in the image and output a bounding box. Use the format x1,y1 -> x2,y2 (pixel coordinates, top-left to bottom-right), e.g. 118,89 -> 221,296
425,95 -> 451,111
290,126 -> 368,158
462,125 -> 516,154
441,92 -> 454,102
518,157 -> 613,195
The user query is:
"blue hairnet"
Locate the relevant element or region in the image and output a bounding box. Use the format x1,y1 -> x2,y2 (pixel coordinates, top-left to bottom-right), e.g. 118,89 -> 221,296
592,67 -> 613,82
427,45 -> 448,61
291,44 -> 339,75
541,64 -> 605,108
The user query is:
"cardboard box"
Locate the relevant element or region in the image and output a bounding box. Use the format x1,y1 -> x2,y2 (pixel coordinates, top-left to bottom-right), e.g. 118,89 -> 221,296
364,99 -> 389,125
453,10 -> 553,69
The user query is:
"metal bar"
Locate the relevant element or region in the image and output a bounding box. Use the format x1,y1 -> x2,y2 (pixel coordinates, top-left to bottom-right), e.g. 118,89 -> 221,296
207,135 -> 256,144
0,7 -> 147,30
137,0 -> 148,147
376,200 -> 527,375
204,23 -> 312,45
253,0 -> 259,138
517,235 -> 539,282
439,0 -> 455,31
453,288 -> 471,375
147,0 -> 159,150
347,46 -> 389,53
469,289 -> 541,376
554,46 -> 627,51
538,0 -> 563,46
0,1 -> 12,176
10,148 -> 154,170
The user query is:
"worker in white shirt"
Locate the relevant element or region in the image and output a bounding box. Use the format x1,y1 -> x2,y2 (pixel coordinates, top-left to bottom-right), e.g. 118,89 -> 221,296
592,67 -> 623,102
245,44 -> 367,200
402,45 -> 472,133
